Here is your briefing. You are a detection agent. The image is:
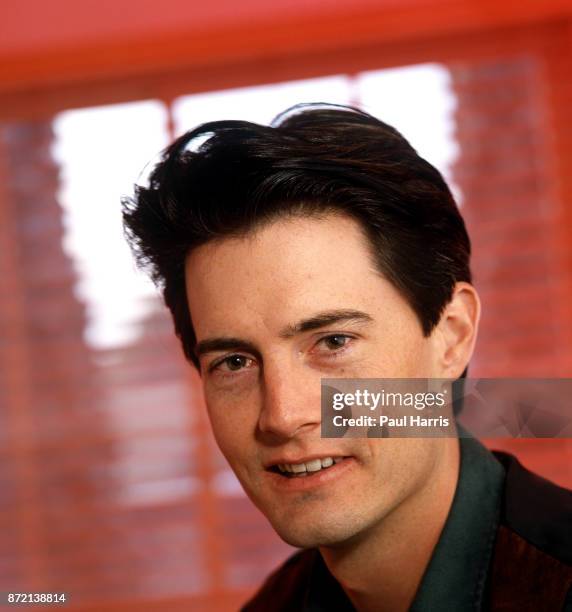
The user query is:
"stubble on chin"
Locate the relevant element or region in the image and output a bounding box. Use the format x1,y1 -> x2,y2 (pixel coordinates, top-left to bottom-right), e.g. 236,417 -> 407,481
267,504 -> 375,549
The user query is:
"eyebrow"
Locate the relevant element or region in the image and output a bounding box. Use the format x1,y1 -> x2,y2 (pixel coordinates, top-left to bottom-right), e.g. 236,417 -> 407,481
194,337 -> 260,360
278,309 -> 373,338
194,309 -> 373,359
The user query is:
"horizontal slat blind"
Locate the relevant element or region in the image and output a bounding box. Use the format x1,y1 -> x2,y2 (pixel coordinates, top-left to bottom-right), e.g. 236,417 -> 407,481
449,53 -> 572,485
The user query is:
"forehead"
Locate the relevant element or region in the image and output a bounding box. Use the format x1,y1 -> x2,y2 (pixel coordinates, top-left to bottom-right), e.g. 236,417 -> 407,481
184,213 -> 407,338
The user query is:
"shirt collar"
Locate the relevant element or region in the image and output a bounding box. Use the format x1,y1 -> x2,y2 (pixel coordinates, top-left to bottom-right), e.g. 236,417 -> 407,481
411,433 -> 505,610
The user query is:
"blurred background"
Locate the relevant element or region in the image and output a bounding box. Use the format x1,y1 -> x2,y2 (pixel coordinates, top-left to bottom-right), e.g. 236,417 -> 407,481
1,1 -> 572,610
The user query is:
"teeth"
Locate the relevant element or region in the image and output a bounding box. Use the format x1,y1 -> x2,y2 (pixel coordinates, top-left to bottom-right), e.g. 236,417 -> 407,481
305,459 -> 322,472
275,457 -> 343,475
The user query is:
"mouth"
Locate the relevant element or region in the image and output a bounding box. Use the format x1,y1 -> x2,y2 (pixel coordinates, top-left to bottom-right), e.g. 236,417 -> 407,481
267,456 -> 351,478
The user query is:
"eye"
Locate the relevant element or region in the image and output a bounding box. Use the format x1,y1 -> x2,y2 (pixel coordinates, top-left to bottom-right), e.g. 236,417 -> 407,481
321,334 -> 351,350
313,334 -> 355,356
211,354 -> 254,373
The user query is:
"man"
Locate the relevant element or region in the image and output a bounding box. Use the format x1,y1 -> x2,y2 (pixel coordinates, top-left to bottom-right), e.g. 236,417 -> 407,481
123,104 -> 572,610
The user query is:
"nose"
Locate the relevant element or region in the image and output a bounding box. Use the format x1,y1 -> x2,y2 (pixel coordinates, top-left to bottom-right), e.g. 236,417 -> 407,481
257,360 -> 321,440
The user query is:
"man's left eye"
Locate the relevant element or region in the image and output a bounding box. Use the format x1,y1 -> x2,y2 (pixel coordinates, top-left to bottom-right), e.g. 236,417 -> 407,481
319,334 -> 352,350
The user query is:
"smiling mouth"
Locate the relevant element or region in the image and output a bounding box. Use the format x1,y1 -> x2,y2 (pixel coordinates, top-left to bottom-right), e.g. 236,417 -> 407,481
269,456 -> 349,478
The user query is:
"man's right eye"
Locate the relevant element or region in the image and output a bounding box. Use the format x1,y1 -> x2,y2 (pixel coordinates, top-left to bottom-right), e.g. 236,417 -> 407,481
211,354 -> 254,373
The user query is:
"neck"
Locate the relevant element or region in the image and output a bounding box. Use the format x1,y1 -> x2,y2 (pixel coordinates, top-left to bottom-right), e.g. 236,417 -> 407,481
319,438 -> 460,612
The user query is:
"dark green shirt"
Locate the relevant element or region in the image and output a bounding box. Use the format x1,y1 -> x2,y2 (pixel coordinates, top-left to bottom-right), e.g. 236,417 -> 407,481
411,435 -> 504,610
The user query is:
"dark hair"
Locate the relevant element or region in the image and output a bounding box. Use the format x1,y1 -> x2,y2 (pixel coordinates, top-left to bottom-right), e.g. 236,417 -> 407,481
122,103 -> 472,372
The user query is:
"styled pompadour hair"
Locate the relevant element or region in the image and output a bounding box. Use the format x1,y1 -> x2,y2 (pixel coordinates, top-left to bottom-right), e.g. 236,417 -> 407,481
122,103 -> 471,372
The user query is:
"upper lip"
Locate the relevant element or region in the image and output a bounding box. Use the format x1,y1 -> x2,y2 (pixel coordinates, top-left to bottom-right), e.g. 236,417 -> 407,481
263,454 -> 350,469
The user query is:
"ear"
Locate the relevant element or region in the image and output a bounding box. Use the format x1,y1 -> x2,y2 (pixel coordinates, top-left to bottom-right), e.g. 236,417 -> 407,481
433,282 -> 481,378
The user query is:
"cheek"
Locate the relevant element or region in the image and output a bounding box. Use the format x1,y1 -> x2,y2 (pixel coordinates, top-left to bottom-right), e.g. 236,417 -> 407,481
207,404 -> 239,445
367,439 -> 439,491
356,339 -> 432,378
205,395 -> 257,464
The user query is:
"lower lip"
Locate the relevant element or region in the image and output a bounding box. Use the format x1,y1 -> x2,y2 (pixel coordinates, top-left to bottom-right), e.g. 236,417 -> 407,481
264,457 -> 357,492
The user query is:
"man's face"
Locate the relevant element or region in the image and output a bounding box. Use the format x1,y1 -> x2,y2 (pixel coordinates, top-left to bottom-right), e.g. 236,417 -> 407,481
186,213 -> 449,548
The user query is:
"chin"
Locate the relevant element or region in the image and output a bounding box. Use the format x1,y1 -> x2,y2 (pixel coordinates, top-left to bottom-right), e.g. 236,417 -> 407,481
269,513 -> 367,549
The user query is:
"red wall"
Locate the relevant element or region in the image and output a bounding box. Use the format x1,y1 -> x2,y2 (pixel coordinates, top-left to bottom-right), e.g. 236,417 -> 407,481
2,0 -> 572,95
